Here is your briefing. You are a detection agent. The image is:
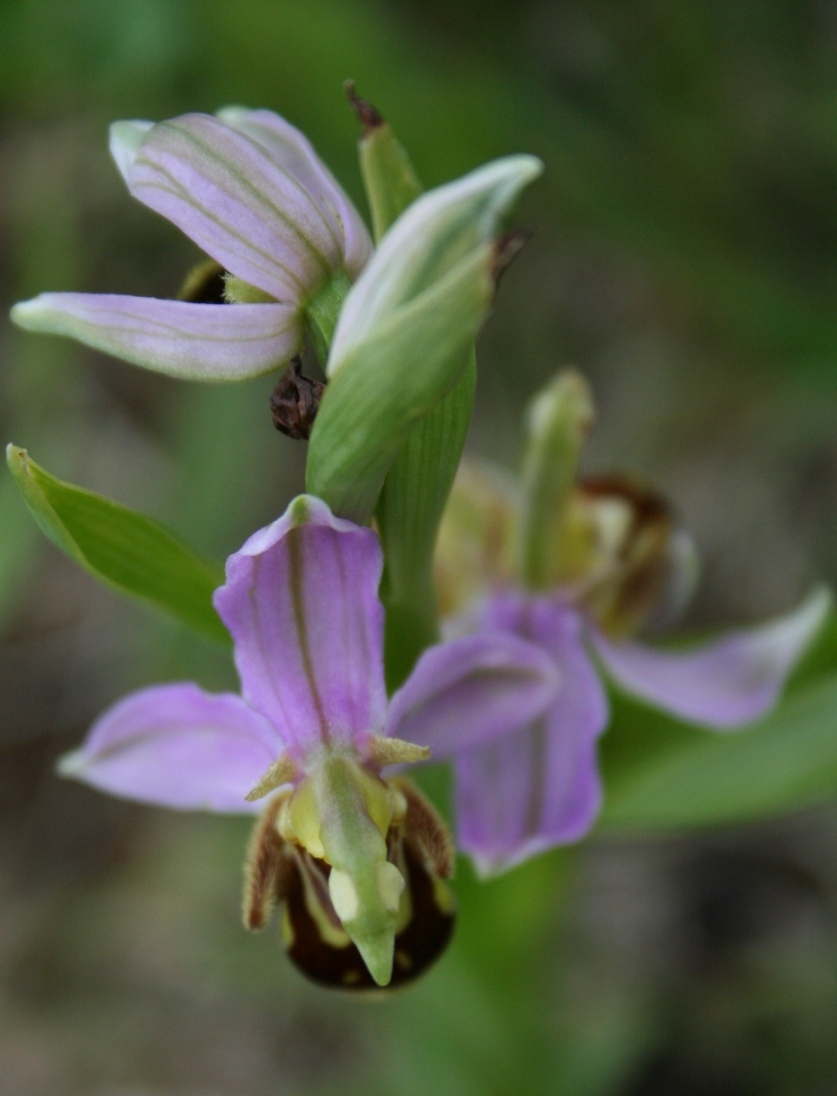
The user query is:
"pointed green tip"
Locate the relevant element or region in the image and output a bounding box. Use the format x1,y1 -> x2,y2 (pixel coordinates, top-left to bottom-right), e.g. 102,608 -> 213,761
6,443 -> 29,482
352,929 -> 395,987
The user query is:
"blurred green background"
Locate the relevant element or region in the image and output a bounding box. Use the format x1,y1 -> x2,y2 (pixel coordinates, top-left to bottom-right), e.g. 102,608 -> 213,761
1,1 -> 836,1093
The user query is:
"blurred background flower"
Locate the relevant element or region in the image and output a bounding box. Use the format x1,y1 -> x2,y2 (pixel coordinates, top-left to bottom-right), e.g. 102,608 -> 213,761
1,2 -> 836,1094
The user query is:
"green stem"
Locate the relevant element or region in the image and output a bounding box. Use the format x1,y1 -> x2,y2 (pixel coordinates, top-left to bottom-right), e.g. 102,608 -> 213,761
304,271 -> 352,366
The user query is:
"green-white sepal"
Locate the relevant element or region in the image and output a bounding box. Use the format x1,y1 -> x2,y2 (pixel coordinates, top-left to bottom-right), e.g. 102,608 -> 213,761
306,155 -> 543,525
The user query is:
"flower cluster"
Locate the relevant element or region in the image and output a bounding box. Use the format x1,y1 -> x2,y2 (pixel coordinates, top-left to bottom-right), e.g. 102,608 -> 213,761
8,96 -> 829,990
435,423 -> 828,874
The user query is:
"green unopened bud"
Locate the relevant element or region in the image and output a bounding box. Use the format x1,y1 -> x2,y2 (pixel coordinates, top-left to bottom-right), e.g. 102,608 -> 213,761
345,82 -> 423,242
306,155 -> 543,524
518,371 -> 594,589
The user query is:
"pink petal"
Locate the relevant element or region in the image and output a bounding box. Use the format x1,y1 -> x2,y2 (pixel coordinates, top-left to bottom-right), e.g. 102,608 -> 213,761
218,108 -> 372,279
454,599 -> 608,876
385,632 -> 560,756
11,294 -> 301,380
591,587 -> 831,729
58,683 -> 281,812
213,496 -> 387,761
122,113 -> 346,301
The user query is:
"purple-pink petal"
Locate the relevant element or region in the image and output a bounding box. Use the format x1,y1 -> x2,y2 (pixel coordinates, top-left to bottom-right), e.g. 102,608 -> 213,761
218,108 -> 372,279
213,496 -> 387,761
385,632 -> 560,757
454,598 -> 608,876
591,587 -> 831,729
124,113 -> 345,302
11,294 -> 302,380
57,683 -> 281,812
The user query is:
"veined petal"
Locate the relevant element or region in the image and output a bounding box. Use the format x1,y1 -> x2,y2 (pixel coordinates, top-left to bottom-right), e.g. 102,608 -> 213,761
218,107 -> 372,279
591,587 -> 831,729
454,601 -> 608,876
213,496 -> 387,760
121,113 -> 345,301
385,633 -> 560,756
11,294 -> 302,380
58,683 -> 281,813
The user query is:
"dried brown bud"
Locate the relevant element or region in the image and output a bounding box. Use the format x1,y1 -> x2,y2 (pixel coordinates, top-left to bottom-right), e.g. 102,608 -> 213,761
269,358 -> 325,440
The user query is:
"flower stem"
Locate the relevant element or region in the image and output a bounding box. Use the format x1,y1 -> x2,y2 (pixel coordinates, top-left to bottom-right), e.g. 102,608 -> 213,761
305,271 -> 352,367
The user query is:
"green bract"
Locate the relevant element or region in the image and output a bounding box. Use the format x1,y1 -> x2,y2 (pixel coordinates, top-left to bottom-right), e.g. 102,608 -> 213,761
306,154 -> 543,525
350,103 -> 477,685
6,445 -> 227,642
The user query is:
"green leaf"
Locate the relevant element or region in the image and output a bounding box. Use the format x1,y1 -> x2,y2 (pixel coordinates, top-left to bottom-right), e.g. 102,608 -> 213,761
599,670 -> 837,832
6,445 -> 228,643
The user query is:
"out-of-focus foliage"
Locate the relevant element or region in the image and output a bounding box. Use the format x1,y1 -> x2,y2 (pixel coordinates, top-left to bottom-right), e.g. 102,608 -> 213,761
1,2 -> 836,1095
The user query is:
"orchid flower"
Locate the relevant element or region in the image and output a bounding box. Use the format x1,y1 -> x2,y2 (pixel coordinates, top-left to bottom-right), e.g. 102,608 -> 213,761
434,374 -> 830,877
11,109 -> 371,381
58,496 -> 559,988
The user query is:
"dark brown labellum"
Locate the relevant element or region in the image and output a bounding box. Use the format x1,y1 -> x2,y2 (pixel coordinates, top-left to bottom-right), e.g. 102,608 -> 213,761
283,842 -> 455,991
269,359 -> 326,441
242,778 -> 456,991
